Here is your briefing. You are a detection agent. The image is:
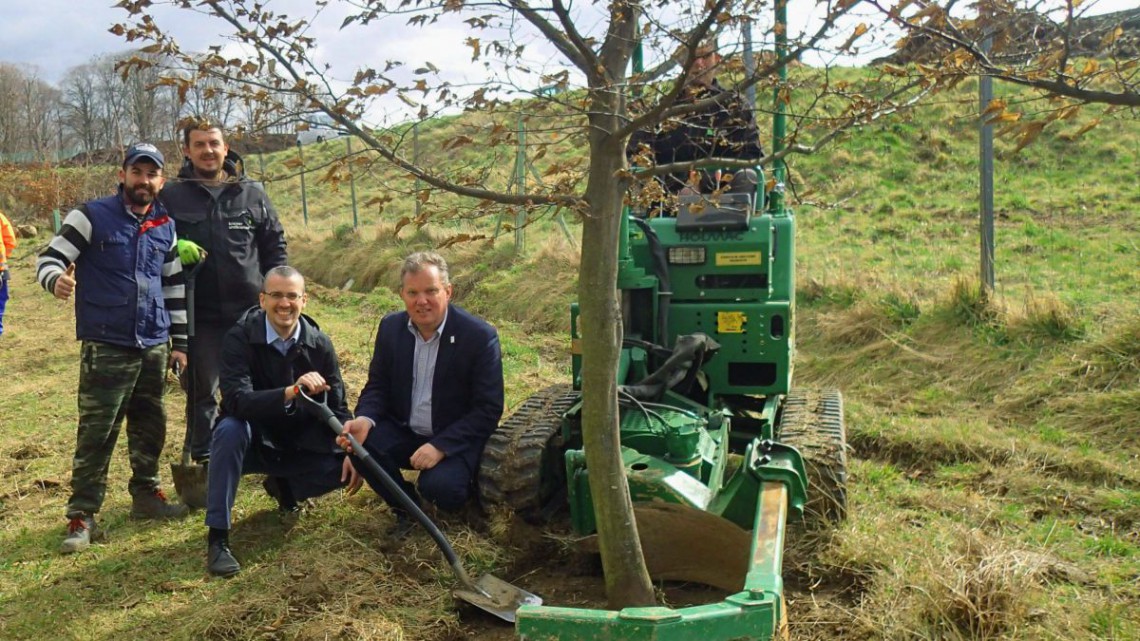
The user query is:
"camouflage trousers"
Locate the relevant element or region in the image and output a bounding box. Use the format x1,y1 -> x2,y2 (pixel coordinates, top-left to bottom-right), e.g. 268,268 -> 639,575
66,341 -> 170,518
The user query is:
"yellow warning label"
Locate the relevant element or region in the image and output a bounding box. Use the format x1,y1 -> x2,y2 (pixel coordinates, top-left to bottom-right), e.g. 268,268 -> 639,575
717,311 -> 746,334
715,251 -> 762,266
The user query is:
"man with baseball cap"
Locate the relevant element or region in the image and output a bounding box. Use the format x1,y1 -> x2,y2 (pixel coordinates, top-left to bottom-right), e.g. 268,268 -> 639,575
36,142 -> 191,554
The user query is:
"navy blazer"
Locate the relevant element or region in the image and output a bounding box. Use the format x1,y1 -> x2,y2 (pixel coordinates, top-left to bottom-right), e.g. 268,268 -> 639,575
354,304 -> 504,463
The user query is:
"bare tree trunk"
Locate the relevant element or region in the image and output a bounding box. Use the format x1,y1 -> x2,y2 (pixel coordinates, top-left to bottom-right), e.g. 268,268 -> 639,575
578,96 -> 656,609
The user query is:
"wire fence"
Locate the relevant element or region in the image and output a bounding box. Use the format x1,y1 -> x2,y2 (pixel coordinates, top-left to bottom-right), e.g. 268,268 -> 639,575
250,121 -> 577,253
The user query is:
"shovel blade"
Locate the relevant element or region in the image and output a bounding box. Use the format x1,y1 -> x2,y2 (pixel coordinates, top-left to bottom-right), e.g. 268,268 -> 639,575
171,462 -> 209,509
453,574 -> 542,623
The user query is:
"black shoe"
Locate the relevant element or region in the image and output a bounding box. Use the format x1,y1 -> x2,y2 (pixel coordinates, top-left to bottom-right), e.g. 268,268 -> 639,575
262,476 -> 299,513
207,540 -> 241,577
388,513 -> 417,540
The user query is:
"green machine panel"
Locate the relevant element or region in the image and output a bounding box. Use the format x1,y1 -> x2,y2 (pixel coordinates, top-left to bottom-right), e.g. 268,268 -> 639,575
669,301 -> 791,395
624,209 -> 796,397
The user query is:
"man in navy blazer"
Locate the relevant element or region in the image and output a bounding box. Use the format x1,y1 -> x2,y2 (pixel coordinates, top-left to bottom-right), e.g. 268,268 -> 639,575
343,251 -> 503,527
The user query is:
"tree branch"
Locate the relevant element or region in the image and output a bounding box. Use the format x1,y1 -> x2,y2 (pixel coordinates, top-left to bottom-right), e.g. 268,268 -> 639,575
202,0 -> 581,208
507,0 -> 594,78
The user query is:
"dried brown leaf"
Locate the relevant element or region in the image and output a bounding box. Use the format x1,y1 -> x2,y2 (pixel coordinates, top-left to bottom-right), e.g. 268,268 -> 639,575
1013,121 -> 1047,153
981,98 -> 1007,119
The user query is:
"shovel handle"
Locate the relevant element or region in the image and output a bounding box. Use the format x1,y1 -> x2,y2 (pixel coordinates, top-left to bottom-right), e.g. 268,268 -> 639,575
183,250 -> 207,339
174,357 -> 194,467
296,389 -> 483,594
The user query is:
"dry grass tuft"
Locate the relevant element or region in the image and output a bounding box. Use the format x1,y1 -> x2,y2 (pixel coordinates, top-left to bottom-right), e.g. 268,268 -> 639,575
945,276 -> 1005,329
798,274 -> 866,309
1068,316 -> 1140,393
1006,293 -> 1086,342
917,535 -> 1057,638
810,285 -> 923,349
812,299 -> 897,346
841,525 -> 1076,640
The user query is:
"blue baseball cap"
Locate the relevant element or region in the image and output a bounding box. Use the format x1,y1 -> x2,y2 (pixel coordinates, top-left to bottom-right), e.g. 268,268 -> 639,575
123,142 -> 165,169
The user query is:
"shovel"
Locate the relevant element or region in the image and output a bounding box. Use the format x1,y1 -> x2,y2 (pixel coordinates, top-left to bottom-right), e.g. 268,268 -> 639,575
171,254 -> 209,509
298,390 -> 542,623
170,360 -> 207,508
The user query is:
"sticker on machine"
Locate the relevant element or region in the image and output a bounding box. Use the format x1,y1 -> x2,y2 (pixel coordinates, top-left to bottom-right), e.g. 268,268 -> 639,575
717,311 -> 746,333
715,251 -> 762,266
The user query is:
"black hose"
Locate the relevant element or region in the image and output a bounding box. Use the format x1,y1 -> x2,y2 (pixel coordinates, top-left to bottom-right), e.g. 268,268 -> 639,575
629,217 -> 671,352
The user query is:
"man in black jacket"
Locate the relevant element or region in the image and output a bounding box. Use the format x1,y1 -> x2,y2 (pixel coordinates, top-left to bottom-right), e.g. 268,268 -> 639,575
205,266 -> 359,577
160,119 -> 288,465
629,38 -> 763,199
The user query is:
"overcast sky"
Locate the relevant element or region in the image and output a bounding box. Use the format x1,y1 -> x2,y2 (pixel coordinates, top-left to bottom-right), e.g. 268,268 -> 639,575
8,0 -> 1135,81
1,1 -> 483,84
2,0 -> 1134,124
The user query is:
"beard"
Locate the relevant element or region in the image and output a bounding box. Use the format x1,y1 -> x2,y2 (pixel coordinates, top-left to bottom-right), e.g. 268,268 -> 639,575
124,184 -> 156,207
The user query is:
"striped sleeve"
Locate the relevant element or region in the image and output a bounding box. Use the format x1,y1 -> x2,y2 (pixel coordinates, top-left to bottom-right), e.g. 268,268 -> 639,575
36,207 -> 92,293
162,232 -> 189,351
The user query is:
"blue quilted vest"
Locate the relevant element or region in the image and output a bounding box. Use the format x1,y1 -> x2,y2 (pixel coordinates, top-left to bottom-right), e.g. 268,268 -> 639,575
74,192 -> 175,349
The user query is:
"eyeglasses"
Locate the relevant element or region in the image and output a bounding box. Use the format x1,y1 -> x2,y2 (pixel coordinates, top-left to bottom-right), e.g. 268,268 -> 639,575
263,291 -> 304,301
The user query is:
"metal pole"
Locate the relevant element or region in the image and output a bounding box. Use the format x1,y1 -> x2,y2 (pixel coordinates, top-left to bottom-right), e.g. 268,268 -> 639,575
347,137 -> 359,229
413,123 -> 422,221
258,152 -> 267,196
770,0 -> 788,215
979,32 -> 995,293
743,19 -> 756,108
297,138 -> 309,226
515,114 -> 527,253
555,209 -> 577,249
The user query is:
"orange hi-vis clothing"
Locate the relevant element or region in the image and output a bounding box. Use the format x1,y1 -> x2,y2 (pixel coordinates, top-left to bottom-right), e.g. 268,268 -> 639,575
0,212 -> 15,269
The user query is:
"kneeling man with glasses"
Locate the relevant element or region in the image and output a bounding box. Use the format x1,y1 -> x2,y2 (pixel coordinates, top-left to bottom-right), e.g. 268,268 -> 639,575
204,265 -> 364,577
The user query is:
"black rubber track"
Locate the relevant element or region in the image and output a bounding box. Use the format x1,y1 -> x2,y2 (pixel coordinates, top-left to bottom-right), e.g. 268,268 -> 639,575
478,384 -> 579,517
777,388 -> 849,526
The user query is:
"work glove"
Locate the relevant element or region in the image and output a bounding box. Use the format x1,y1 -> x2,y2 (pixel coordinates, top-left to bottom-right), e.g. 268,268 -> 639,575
177,239 -> 205,266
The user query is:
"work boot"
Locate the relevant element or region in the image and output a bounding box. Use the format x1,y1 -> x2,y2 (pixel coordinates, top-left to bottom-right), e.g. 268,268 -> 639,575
388,512 -> 417,540
262,476 -> 300,513
207,540 -> 241,577
131,488 -> 190,519
60,514 -> 100,554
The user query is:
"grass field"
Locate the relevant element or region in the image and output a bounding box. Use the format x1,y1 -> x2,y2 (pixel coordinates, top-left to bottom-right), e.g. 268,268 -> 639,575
0,69 -> 1138,640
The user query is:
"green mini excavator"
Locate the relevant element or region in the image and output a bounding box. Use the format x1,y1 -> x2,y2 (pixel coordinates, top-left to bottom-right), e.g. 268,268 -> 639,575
478,7 -> 849,640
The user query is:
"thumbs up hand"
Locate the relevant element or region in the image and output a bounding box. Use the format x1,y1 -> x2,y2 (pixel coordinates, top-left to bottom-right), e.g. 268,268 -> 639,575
53,263 -> 76,300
